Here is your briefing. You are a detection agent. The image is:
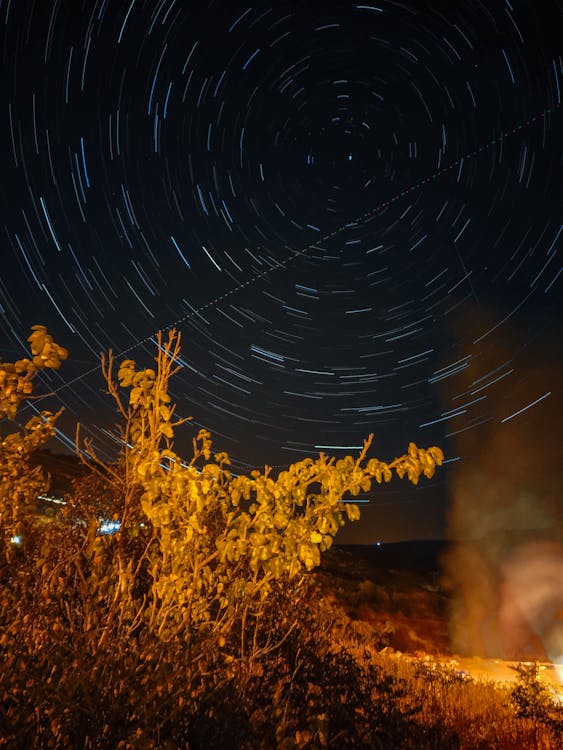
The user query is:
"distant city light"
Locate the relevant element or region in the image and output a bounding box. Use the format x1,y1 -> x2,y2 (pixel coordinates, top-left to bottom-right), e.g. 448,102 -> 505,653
98,520 -> 121,535
39,494 -> 66,505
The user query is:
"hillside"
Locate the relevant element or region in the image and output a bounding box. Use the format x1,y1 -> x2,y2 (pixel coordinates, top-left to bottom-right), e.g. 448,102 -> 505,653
29,449 -> 85,496
315,542 -> 451,655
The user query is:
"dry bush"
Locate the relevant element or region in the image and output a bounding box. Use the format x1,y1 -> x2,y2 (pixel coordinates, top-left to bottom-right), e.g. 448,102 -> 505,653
373,651 -> 562,749
5,326 -> 510,750
2,328 -> 560,749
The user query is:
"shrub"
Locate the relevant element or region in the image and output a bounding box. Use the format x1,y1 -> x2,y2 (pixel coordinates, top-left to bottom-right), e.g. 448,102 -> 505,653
70,328 -> 444,656
0,325 -> 67,565
0,325 -> 447,747
510,662 -> 563,735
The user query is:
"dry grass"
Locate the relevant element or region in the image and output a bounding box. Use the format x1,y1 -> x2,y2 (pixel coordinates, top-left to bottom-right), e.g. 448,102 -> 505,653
1,560 -> 561,748
373,651 -> 560,749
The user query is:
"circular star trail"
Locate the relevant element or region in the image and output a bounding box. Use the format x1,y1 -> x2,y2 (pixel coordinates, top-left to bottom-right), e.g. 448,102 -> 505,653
1,0 -> 561,489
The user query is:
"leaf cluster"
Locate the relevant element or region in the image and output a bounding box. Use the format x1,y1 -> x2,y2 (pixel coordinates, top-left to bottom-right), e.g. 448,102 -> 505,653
0,325 -> 67,420
0,326 -> 66,562
77,329 -> 443,652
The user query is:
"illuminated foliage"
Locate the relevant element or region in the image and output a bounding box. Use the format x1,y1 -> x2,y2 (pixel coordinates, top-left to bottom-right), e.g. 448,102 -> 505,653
0,327 -> 448,747
0,325 -> 67,560
0,325 -> 68,421
74,328 -> 444,651
3,329 -> 556,749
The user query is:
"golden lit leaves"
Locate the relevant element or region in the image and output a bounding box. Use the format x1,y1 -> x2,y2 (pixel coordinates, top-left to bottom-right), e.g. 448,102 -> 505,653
70,328 -> 444,650
28,325 -> 68,370
0,325 -> 67,420
117,359 -> 136,387
345,503 -> 361,522
392,442 -> 444,485
0,326 -> 66,555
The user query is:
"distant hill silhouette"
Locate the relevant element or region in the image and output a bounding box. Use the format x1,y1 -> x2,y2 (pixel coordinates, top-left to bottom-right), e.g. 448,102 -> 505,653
29,450 -> 85,496
335,540 -> 449,572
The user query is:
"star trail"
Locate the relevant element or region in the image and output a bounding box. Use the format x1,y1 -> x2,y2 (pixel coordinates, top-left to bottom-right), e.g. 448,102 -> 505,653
1,1 -> 561,538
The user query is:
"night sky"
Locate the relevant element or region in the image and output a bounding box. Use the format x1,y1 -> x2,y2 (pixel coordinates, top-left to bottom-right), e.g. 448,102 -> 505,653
1,1 -> 561,541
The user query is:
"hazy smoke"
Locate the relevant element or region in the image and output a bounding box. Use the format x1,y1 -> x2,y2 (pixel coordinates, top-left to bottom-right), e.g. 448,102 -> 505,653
441,310 -> 562,663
